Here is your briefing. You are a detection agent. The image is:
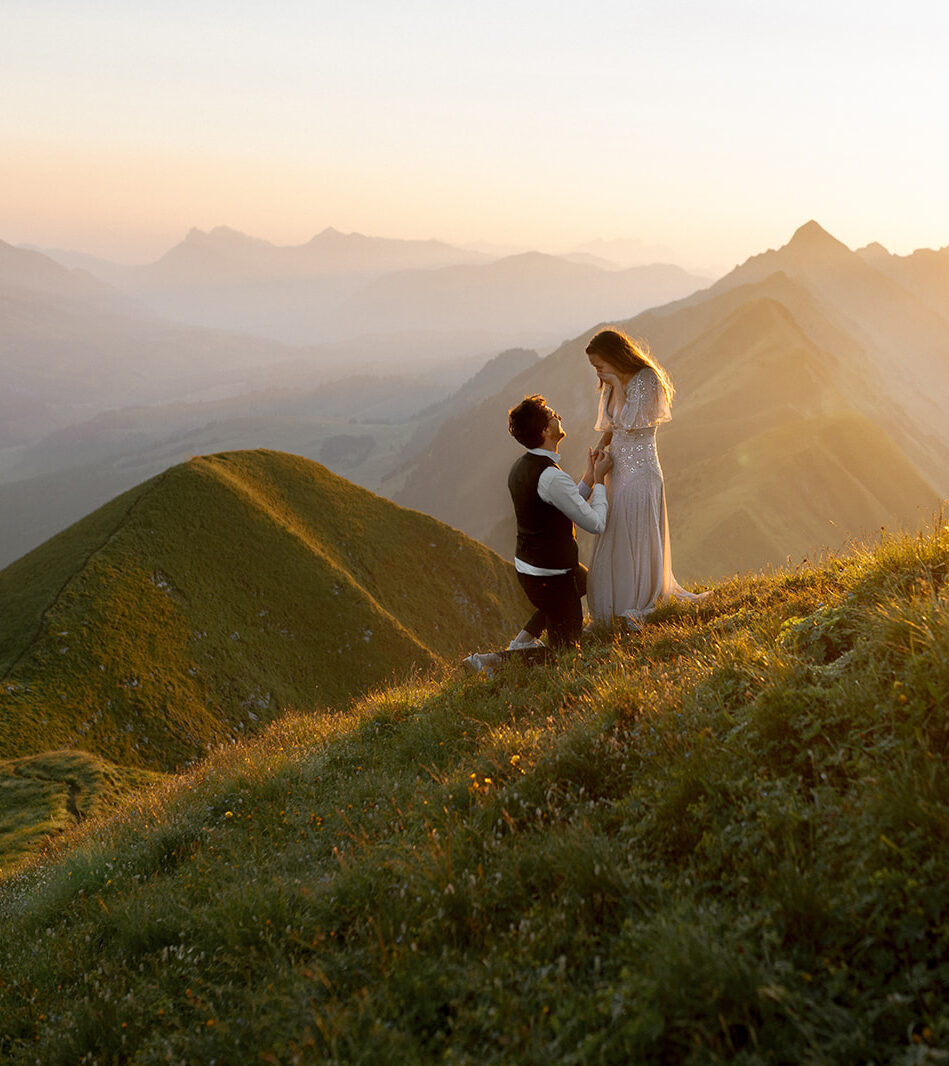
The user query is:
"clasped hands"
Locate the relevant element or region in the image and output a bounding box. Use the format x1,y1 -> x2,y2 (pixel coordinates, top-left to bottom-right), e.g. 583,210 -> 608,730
584,445 -> 613,486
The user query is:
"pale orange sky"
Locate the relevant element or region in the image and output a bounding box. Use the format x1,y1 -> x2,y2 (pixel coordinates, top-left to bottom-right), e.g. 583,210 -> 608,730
4,0 -> 949,269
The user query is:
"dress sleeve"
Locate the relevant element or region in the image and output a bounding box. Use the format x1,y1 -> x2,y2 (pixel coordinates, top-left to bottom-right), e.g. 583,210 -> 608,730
593,386 -> 615,432
615,368 -> 671,430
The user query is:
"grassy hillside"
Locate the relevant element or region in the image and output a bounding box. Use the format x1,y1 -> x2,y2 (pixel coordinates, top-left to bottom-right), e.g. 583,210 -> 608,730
664,412 -> 938,578
0,750 -> 162,872
1,521 -> 947,1063
0,450 -> 527,770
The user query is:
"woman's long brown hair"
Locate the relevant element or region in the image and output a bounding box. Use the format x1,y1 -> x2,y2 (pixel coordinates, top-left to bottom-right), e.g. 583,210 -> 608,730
585,328 -> 675,404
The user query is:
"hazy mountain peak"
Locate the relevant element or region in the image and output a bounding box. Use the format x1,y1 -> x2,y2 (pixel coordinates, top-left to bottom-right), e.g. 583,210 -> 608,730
705,221 -> 862,301
499,250 -> 568,267
0,239 -> 71,281
856,241 -> 892,265
182,226 -> 271,249
568,236 -> 678,268
786,220 -> 846,252
486,250 -> 599,278
308,226 -> 354,245
0,239 -> 119,302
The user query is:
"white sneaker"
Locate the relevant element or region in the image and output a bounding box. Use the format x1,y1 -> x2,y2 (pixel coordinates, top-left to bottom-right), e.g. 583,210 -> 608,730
507,637 -> 545,650
462,652 -> 502,676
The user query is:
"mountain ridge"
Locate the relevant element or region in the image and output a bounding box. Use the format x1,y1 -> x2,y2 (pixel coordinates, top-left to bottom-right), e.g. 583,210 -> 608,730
394,226 -> 946,575
0,450 -> 527,770
147,225 -> 491,282
28,228 -> 711,347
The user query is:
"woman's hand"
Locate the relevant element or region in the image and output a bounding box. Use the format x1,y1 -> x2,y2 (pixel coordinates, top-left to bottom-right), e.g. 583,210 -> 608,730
599,372 -> 623,393
599,375 -> 624,421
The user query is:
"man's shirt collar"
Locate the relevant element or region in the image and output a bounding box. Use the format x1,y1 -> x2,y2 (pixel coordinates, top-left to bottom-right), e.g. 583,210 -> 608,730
527,447 -> 560,463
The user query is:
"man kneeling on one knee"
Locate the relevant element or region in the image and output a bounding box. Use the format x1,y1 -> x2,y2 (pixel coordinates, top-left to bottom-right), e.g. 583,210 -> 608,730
507,394 -> 612,649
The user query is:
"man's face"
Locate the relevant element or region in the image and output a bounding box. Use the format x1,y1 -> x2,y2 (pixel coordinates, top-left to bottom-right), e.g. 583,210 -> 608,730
542,405 -> 565,445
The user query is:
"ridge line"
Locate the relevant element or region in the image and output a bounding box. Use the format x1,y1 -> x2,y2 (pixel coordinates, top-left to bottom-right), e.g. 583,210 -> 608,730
1,470 -> 174,683
197,457 -> 442,662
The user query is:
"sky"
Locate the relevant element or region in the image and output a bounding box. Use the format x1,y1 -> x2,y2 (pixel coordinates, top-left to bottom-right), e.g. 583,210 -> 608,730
4,0 -> 949,271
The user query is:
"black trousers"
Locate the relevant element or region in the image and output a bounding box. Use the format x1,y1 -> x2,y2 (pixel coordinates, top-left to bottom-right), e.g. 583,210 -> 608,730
517,565 -> 587,649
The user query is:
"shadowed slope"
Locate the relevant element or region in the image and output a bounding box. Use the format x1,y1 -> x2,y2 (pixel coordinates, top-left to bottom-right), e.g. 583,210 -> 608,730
0,750 -> 162,873
668,412 -> 939,576
0,450 -> 527,769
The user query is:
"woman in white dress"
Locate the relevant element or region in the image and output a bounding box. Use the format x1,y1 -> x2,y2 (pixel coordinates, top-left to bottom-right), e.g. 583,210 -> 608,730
583,328 -> 709,627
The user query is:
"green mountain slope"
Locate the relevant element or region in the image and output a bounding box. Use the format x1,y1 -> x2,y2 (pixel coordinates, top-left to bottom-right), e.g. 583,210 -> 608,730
0,750 -> 162,872
396,274 -> 943,579
0,449 -> 527,769
695,221 -> 949,482
1,524 -> 947,1063
666,411 -> 939,577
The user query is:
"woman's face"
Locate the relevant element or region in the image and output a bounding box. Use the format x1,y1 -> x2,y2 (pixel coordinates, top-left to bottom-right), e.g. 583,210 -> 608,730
587,352 -> 620,383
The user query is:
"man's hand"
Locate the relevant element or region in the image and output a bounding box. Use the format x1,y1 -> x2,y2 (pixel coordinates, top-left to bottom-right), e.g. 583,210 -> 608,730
583,447 -> 596,486
592,447 -> 613,484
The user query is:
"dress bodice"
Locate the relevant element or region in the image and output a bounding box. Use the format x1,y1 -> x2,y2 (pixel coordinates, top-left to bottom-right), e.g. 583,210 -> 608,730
594,367 -> 671,434
595,367 -> 670,481
611,425 -> 661,478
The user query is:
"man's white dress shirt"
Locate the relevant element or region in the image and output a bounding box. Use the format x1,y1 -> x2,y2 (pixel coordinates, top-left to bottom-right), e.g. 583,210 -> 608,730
514,447 -> 608,577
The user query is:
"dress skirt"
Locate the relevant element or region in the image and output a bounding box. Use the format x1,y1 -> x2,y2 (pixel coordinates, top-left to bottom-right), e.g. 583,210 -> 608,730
587,425 -> 703,625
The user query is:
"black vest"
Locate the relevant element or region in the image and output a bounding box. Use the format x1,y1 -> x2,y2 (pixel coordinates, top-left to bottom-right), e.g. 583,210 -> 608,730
508,452 -> 578,570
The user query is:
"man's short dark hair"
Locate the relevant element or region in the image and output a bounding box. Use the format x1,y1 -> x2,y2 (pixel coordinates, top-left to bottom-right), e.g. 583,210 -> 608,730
508,394 -> 550,449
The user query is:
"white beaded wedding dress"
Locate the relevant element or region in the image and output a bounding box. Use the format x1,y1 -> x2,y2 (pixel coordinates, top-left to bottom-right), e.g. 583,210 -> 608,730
586,367 -> 708,627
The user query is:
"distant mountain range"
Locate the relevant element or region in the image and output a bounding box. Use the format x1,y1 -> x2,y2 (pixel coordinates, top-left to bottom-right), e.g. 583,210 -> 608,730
5,220 -> 948,588
0,238 -> 312,439
332,252 -> 705,341
0,450 -> 527,771
46,226 -> 490,285
0,235 -> 533,449
33,226 -> 713,347
395,222 -> 948,580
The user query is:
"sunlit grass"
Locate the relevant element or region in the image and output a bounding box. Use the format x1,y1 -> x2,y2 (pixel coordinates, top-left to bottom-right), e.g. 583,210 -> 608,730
1,522 -> 947,1063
